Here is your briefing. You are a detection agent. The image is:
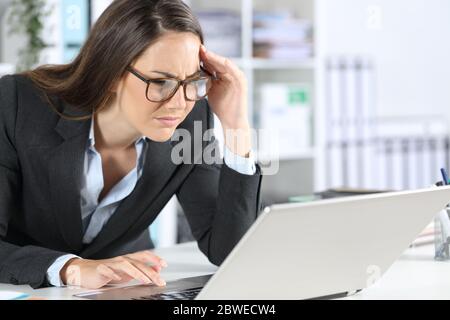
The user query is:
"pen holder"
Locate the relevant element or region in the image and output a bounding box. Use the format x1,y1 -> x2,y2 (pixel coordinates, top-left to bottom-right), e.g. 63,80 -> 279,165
434,208 -> 450,260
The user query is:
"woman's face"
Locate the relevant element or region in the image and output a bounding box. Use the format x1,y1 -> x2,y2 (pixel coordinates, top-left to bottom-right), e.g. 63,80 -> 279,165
115,31 -> 202,142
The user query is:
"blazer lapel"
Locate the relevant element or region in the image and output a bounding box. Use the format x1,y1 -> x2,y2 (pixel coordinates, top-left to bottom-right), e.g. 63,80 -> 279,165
49,102 -> 91,252
80,138 -> 179,257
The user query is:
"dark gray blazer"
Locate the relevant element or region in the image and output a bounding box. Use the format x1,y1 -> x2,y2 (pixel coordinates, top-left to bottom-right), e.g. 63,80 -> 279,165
0,74 -> 263,288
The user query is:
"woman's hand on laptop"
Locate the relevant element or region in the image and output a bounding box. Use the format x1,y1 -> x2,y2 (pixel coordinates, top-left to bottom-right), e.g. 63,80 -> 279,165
59,250 -> 168,289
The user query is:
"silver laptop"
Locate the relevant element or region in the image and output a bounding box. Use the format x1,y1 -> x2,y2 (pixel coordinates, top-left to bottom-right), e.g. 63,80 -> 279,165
75,186 -> 450,300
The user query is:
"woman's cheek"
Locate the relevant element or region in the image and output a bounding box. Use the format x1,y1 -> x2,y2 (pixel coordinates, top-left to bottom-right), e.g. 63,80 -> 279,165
184,103 -> 196,117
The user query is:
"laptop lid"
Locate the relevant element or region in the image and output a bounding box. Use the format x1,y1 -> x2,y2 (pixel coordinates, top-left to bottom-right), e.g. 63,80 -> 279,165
197,186 -> 450,299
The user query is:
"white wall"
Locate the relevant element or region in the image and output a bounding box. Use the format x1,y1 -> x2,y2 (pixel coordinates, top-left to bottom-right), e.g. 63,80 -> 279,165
314,0 -> 450,191
316,0 -> 450,120
1,6 -> 26,65
91,0 -> 112,23
1,1 -> 62,66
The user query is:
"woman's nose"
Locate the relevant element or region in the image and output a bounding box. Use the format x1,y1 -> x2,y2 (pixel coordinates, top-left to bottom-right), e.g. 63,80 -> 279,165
167,85 -> 187,109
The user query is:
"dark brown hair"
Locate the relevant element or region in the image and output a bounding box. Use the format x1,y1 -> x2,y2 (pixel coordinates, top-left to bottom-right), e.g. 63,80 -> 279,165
21,0 -> 204,120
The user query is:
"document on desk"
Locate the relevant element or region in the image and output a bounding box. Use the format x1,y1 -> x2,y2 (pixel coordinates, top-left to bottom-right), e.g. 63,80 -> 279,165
0,291 -> 29,300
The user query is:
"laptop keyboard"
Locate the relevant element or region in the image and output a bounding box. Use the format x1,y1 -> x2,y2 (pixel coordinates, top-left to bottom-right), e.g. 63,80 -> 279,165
131,287 -> 203,300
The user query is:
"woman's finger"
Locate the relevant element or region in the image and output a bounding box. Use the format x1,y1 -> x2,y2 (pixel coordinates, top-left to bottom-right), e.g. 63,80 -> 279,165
97,263 -> 122,282
202,59 -> 236,85
200,45 -> 225,72
200,59 -> 217,77
125,252 -> 162,273
77,263 -> 120,289
127,258 -> 166,287
125,250 -> 168,269
106,259 -> 153,285
200,45 -> 242,79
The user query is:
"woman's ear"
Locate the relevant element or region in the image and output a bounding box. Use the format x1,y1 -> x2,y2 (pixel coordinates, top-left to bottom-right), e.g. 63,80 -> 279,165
110,76 -> 126,94
110,80 -> 119,93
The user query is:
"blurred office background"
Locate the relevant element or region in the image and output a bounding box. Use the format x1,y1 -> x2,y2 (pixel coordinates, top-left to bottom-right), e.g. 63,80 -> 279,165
1,0 -> 450,246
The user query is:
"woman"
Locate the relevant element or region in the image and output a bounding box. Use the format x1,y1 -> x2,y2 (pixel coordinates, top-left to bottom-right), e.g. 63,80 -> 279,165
0,0 -> 262,290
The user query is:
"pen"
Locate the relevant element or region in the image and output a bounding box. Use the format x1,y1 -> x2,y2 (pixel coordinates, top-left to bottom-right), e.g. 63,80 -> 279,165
441,168 -> 449,185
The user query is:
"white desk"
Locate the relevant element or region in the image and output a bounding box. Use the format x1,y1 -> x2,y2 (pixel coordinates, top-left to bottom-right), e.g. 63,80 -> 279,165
1,242 -> 450,300
343,244 -> 450,300
0,242 -> 217,300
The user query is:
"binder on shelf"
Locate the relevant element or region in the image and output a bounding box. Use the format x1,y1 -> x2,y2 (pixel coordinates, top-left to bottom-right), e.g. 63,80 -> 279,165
325,57 -> 373,189
375,117 -> 449,190
391,138 -> 404,190
258,82 -> 312,160
407,138 -> 420,189
61,0 -> 89,63
326,57 -> 344,188
433,137 -> 447,184
361,58 -> 376,189
322,55 -> 450,191
344,58 -> 360,188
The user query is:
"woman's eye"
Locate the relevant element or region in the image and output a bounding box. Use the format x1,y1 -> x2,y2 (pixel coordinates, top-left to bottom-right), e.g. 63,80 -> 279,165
152,80 -> 167,86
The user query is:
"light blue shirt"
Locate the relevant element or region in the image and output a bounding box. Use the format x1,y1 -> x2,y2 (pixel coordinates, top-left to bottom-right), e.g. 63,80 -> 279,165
46,117 -> 256,286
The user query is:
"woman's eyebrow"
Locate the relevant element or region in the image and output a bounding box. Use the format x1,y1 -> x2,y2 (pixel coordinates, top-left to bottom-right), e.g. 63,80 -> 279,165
150,70 -> 201,78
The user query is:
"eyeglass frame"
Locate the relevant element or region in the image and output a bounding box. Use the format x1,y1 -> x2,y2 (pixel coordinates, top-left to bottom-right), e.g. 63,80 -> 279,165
126,65 -> 216,103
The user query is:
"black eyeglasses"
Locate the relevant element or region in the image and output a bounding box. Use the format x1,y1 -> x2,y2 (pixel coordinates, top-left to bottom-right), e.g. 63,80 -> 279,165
126,65 -> 215,102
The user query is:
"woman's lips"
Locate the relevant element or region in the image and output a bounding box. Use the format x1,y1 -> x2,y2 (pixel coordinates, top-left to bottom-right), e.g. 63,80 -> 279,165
155,116 -> 180,127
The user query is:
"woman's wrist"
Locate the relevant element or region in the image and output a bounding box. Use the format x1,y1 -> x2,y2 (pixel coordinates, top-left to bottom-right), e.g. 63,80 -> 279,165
222,123 -> 252,158
60,257 -> 83,285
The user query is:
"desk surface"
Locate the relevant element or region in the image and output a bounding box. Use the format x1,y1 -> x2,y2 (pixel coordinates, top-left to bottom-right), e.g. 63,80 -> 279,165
1,242 -> 450,300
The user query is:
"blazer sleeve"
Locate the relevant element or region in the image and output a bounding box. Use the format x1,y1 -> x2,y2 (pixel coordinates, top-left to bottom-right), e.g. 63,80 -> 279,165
176,100 -> 263,266
0,75 -> 69,288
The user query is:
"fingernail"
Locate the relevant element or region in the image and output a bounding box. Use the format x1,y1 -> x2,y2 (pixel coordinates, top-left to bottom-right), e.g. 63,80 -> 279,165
143,278 -> 151,284
159,279 -> 166,286
160,260 -> 168,268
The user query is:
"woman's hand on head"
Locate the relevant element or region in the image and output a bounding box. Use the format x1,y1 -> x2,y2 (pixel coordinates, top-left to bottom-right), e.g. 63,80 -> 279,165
200,46 -> 252,157
60,250 -> 168,289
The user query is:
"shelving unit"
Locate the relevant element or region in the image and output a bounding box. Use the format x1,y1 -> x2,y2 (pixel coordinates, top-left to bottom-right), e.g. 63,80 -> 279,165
188,0 -> 316,171
184,0 -> 318,242
1,0 -> 381,200
246,58 -> 315,70
185,0 -> 317,244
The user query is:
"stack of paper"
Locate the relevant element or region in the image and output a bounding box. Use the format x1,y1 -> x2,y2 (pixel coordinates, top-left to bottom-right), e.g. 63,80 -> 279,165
253,11 -> 313,60
195,10 -> 241,58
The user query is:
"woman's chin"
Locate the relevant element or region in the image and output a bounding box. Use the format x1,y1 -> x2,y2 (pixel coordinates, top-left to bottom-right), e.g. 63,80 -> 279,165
145,128 -> 175,142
